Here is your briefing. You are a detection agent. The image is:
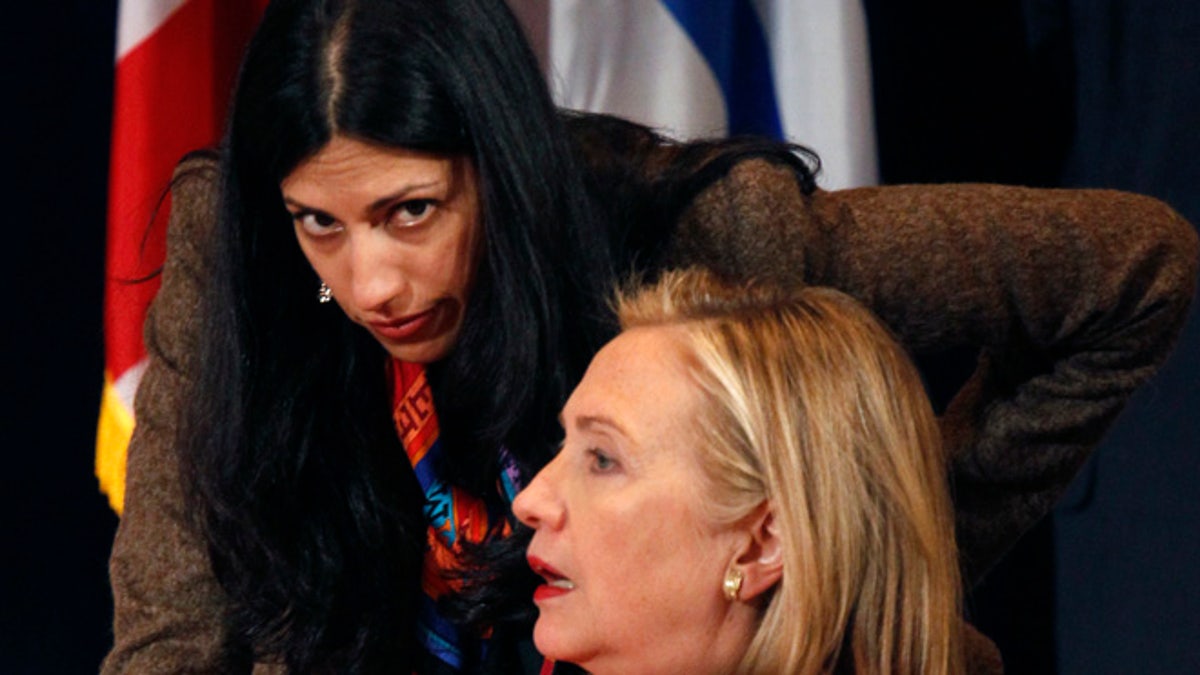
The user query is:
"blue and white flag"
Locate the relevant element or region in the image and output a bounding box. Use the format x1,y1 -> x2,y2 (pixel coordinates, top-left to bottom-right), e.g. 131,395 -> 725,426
511,0 -> 877,189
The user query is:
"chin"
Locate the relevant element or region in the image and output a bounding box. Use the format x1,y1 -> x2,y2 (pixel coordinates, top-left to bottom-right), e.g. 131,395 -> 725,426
531,622 -> 559,660
532,622 -> 585,669
383,343 -> 453,364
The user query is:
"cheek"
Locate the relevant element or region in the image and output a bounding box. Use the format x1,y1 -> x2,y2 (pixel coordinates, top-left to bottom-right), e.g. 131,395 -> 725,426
449,223 -> 482,297
442,200 -> 483,277
411,222 -> 479,300
588,506 -> 724,629
294,234 -> 337,282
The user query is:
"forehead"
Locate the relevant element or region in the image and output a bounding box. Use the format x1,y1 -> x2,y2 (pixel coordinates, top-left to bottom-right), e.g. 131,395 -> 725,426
566,326 -> 705,452
280,135 -> 464,196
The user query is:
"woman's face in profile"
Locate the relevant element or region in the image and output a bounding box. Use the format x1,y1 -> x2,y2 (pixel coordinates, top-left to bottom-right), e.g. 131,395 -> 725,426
513,327 -> 746,674
281,134 -> 482,364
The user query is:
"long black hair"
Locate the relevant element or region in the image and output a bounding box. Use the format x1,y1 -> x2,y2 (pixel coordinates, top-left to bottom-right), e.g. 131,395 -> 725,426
182,0 -> 613,670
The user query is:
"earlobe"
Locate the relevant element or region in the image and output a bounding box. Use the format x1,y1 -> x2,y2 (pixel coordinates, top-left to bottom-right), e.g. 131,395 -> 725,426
732,504 -> 783,602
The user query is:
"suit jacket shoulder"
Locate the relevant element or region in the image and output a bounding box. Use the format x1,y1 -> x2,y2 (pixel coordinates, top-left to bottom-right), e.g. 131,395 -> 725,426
668,157 -> 1198,582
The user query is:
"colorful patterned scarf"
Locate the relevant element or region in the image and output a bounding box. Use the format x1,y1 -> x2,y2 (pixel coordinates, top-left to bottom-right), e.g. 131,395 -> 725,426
392,360 -> 565,674
391,359 -> 490,669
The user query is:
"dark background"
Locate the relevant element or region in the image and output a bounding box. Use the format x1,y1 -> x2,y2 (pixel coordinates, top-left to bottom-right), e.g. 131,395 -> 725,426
861,2 -> 1200,672
4,1 -> 1196,672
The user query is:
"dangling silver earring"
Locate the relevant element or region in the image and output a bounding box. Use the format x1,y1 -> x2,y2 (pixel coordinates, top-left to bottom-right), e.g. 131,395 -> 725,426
723,567 -> 744,601
317,281 -> 333,304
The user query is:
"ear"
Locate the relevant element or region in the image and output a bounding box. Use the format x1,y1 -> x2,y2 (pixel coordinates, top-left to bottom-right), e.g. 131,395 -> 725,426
732,502 -> 782,602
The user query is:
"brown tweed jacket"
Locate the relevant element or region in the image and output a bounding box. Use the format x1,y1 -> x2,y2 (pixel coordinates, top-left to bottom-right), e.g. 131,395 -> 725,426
104,152 -> 1198,674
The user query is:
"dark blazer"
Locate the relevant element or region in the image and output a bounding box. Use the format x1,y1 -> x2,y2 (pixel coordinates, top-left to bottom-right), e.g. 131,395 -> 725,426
104,141 -> 1198,673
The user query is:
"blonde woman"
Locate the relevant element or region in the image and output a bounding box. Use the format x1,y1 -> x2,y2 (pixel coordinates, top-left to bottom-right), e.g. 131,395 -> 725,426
514,269 -> 963,674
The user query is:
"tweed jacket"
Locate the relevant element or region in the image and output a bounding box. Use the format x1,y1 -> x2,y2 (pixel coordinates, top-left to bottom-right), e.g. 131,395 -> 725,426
104,150 -> 1198,674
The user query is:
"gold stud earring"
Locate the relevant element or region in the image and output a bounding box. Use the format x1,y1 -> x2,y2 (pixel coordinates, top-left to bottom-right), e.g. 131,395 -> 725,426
723,567 -> 744,601
317,281 -> 332,304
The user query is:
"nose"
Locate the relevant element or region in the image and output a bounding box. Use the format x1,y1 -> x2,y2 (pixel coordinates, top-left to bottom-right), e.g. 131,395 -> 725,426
346,228 -> 409,313
512,454 -> 565,531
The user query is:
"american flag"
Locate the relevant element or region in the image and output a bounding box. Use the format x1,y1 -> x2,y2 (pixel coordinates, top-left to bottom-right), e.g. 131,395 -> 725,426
97,0 -> 266,512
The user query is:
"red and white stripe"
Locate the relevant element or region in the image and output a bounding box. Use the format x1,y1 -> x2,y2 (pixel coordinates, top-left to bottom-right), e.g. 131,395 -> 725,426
98,0 -> 266,513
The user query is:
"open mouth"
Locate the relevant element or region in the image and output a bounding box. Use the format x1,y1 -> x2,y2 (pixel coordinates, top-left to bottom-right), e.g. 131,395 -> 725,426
529,556 -> 576,590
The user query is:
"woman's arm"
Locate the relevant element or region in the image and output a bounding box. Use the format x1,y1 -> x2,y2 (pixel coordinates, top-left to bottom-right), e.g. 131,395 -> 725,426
666,159 -> 1198,585
103,154 -> 250,673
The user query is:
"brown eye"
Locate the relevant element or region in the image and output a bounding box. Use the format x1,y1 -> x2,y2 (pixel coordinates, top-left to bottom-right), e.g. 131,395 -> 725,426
390,199 -> 436,228
293,211 -> 341,237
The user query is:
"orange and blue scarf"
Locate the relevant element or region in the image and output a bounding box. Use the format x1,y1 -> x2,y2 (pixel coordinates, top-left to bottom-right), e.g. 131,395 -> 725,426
391,360 -> 538,672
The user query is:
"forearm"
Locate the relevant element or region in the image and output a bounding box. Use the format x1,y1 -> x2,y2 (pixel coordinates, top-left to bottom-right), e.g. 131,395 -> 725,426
668,163 -> 1198,583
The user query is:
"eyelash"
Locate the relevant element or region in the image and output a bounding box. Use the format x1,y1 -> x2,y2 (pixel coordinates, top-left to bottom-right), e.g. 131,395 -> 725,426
290,199 -> 438,237
292,211 -> 339,237
389,199 -> 436,229
587,448 -> 618,474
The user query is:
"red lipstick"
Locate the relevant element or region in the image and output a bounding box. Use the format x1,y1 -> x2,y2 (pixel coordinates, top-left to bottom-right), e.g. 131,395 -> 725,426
528,555 -> 575,602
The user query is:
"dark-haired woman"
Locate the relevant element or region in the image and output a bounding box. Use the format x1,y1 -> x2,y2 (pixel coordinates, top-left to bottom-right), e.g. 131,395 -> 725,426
103,0 -> 1198,673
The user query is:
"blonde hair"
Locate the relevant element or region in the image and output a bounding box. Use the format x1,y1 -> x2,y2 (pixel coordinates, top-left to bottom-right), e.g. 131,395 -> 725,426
617,269 -> 963,675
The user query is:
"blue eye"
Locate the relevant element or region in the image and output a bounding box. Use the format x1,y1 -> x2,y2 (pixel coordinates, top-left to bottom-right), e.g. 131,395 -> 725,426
588,449 -> 618,473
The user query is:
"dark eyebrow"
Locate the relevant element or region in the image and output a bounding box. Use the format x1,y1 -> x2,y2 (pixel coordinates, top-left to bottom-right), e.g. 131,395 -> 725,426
281,179 -> 445,216
365,180 -> 443,213
281,195 -> 319,212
